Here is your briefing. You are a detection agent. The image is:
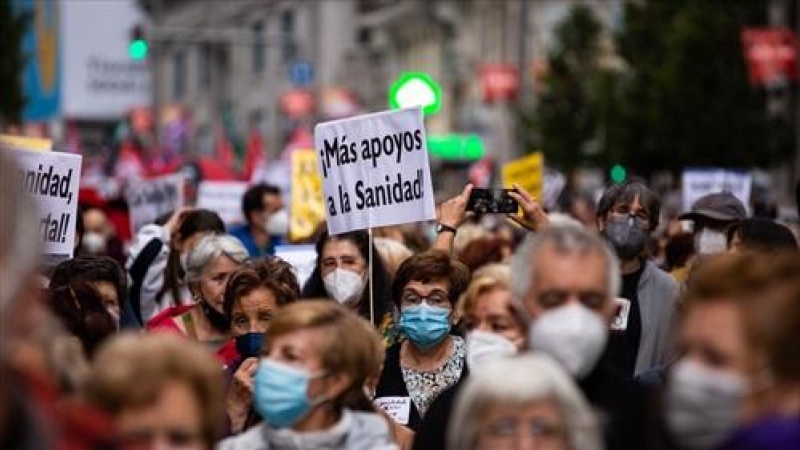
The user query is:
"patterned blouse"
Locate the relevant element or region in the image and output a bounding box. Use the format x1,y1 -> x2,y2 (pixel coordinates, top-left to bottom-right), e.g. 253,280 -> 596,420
401,336 -> 466,418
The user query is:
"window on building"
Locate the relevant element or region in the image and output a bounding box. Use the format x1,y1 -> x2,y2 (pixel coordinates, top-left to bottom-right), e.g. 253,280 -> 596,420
173,50 -> 186,99
280,9 -> 296,62
198,44 -> 210,88
252,21 -> 265,74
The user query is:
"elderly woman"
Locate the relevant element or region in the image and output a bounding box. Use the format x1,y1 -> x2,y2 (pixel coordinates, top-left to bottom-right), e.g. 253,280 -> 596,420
147,234 -> 248,366
84,333 -> 225,450
218,301 -> 398,450
413,263 -> 530,450
373,250 -> 470,432
223,257 -> 301,434
448,354 -> 601,450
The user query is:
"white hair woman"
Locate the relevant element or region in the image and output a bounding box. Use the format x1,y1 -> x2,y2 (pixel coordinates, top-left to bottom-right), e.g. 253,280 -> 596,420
447,354 -> 601,450
147,234 -> 248,367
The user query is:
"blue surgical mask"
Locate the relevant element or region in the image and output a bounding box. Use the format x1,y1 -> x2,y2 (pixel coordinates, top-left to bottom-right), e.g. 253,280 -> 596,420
253,359 -> 326,428
235,332 -> 264,359
399,303 -> 451,349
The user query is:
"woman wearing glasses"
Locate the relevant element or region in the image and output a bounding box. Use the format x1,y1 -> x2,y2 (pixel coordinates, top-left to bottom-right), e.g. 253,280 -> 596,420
373,250 -> 470,432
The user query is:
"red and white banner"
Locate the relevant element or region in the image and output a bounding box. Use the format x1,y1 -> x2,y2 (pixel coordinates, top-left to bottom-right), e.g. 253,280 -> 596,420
741,28 -> 797,86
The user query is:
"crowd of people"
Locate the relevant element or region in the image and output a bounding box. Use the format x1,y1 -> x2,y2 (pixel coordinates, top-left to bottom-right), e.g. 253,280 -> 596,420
1,144 -> 800,450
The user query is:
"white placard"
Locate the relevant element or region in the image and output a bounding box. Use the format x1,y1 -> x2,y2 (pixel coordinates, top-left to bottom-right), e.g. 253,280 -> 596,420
313,108 -> 436,235
374,396 -> 411,425
611,297 -> 631,332
682,169 -> 752,213
274,244 -> 317,288
126,173 -> 185,233
3,147 -> 82,265
196,181 -> 248,225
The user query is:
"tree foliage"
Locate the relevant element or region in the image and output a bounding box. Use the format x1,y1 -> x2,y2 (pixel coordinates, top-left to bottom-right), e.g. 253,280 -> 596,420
524,0 -> 792,177
0,1 -> 28,126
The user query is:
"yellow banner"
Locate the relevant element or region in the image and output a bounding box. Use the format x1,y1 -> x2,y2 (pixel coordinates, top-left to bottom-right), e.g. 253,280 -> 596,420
0,134 -> 52,152
502,151 -> 544,200
290,150 -> 326,242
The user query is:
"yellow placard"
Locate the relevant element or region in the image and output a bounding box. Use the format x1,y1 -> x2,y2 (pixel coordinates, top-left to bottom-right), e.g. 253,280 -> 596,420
290,150 -> 326,242
0,134 -> 52,152
502,151 -> 544,200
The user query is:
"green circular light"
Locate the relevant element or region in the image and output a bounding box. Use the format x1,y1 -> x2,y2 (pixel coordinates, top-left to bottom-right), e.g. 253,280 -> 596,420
129,40 -> 149,60
389,72 -> 442,116
610,164 -> 627,183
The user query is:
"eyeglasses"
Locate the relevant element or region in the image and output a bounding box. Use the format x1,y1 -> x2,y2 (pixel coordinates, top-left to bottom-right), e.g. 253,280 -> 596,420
610,205 -> 650,227
481,417 -> 565,441
400,289 -> 450,308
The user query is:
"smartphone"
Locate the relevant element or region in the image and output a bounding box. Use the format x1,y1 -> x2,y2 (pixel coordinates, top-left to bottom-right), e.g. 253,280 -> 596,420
467,188 -> 519,214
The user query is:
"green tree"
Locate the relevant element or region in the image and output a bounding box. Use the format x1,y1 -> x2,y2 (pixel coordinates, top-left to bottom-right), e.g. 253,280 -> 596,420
607,0 -> 788,176
0,1 -> 28,126
518,5 -> 605,170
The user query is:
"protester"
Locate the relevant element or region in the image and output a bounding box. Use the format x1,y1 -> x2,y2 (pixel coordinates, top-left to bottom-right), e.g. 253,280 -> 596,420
447,354 -> 602,450
217,301 -> 398,450
223,257 -> 301,434
457,236 -> 512,273
679,191 -> 747,256
80,207 -> 126,264
49,256 -> 128,328
596,181 -> 680,377
511,224 -> 652,450
0,150 -> 113,449
46,282 -> 117,362
301,229 -> 396,338
127,208 -> 225,325
664,252 -> 800,450
147,234 -> 248,366
664,232 -> 696,283
374,250 -> 470,432
413,263 -> 529,450
84,333 -> 225,450
230,183 -> 287,257
725,217 -> 798,253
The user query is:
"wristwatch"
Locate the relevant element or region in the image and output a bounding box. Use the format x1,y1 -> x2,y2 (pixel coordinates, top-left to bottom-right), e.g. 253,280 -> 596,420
435,223 -> 457,235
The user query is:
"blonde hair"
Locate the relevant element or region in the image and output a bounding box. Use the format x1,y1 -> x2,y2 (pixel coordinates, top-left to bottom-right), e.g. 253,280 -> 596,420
448,354 -> 601,450
457,264 -> 528,330
85,333 -> 224,450
266,301 -> 383,407
374,237 -> 413,277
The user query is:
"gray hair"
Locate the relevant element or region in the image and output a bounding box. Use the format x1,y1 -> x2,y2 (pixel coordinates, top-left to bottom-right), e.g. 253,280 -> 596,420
447,354 -> 602,450
185,234 -> 249,282
510,224 -> 620,304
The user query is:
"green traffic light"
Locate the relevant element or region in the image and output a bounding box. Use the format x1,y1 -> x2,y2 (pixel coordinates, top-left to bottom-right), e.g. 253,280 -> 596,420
610,164 -> 627,183
129,40 -> 148,60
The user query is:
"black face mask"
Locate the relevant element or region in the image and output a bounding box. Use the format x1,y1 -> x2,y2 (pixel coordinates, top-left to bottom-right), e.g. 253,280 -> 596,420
201,301 -> 230,333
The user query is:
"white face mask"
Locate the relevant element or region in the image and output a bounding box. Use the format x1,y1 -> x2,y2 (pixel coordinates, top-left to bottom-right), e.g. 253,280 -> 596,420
466,330 -> 518,370
82,231 -> 107,254
696,228 -> 728,255
529,303 -> 608,379
266,209 -> 290,236
665,359 -> 747,450
323,268 -> 366,305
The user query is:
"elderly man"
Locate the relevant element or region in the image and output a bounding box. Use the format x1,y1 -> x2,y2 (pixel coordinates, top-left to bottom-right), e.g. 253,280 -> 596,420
679,191 -> 747,256
511,224 -> 652,450
595,181 -> 680,378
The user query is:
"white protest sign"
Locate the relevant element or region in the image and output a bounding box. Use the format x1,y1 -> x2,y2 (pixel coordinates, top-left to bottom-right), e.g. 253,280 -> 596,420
274,244 -> 317,287
314,108 -> 435,234
126,173 -> 185,232
682,169 -> 752,212
374,397 -> 411,425
2,146 -> 82,265
196,181 -> 248,225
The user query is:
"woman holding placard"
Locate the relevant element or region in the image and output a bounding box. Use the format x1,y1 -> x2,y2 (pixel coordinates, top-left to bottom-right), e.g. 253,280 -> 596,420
300,229 -> 397,344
